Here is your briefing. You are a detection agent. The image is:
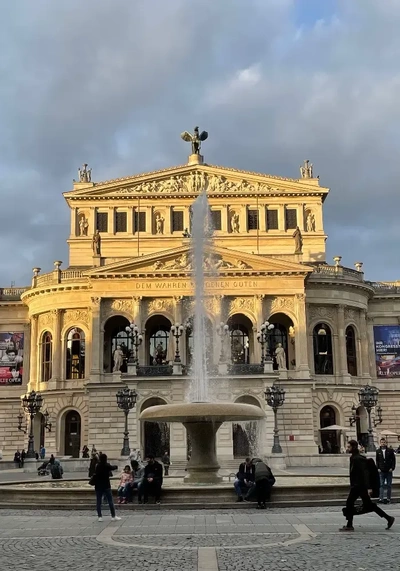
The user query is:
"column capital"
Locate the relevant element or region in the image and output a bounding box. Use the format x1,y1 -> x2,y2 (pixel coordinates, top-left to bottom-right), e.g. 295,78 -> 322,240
91,296 -> 102,307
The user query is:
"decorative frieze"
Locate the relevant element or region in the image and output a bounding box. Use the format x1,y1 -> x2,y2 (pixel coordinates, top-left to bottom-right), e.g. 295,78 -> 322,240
270,297 -> 294,313
308,305 -> 335,321
63,309 -> 90,328
147,298 -> 173,315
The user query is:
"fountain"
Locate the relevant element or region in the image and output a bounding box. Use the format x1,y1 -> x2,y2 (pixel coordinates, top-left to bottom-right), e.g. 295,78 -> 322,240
140,191 -> 266,484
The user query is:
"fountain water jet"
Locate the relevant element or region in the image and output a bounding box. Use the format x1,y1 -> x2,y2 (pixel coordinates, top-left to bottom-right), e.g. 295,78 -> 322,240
140,191 -> 265,484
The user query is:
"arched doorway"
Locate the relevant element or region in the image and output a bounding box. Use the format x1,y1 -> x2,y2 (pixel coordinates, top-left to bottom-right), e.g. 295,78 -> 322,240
269,313 -> 295,370
141,398 -> 170,458
227,314 -> 253,364
64,410 -> 81,458
319,405 -> 339,454
103,316 -> 132,373
33,412 -> 46,451
145,315 -> 172,365
356,406 -> 368,448
233,396 -> 261,458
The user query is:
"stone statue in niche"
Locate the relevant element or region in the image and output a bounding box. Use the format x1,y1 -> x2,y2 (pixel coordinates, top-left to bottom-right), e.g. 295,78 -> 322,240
92,230 -> 101,255
155,213 -> 164,235
275,343 -> 286,370
300,159 -> 313,179
230,212 -> 240,233
79,215 -> 89,236
292,226 -> 303,254
112,345 -> 124,372
306,212 -> 315,232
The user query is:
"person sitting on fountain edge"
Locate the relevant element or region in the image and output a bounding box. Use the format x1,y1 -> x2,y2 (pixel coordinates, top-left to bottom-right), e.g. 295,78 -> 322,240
234,457 -> 256,501
142,454 -> 163,504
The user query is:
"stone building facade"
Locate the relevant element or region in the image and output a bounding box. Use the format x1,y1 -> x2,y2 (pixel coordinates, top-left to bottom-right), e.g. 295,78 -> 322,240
1,153 -> 399,461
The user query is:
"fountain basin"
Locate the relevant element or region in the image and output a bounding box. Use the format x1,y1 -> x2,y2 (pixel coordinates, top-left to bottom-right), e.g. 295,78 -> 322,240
140,402 -> 265,484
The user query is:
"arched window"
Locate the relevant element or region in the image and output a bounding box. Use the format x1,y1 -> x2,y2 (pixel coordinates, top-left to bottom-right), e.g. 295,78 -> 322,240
319,405 -> 339,454
41,331 -> 52,382
313,323 -> 333,374
103,316 -> 132,373
346,325 -> 357,376
145,315 -> 172,365
66,328 -> 86,379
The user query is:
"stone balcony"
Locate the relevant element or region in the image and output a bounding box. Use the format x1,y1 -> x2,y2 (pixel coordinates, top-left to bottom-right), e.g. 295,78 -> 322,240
308,263 -> 364,283
0,287 -> 29,301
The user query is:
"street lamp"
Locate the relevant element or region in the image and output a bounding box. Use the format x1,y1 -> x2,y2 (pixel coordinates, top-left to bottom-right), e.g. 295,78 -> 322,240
257,321 -> 275,364
21,390 -> 43,459
17,410 -> 27,434
358,385 -> 380,452
116,386 -> 138,456
170,323 -> 184,363
125,322 -> 143,366
265,384 -> 286,453
216,322 -> 229,363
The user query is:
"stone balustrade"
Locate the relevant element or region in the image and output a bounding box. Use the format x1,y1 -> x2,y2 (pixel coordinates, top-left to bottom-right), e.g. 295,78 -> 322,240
0,287 -> 29,300
309,264 -> 364,282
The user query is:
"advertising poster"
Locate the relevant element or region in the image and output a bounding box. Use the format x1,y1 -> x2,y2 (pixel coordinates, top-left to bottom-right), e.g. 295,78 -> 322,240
374,325 -> 400,378
0,332 -> 23,386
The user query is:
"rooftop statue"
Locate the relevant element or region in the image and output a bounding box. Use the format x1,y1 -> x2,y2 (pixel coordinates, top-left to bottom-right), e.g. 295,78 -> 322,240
181,126 -> 208,155
300,159 -> 313,179
78,163 -> 92,183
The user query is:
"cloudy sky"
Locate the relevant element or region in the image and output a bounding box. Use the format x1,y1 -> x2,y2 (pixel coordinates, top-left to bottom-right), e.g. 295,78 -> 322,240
0,0 -> 398,285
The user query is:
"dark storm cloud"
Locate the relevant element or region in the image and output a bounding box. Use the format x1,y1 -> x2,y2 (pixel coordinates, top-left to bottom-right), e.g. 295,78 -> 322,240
0,0 -> 398,284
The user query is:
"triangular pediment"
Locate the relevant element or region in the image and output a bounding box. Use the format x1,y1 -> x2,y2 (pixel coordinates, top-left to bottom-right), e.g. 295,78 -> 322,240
64,163 -> 328,201
85,245 -> 312,278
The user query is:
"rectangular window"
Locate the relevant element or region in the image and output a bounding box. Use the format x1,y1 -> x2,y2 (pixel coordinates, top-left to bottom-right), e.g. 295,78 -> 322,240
172,210 -> 184,232
211,210 -> 222,230
96,212 -> 108,233
285,208 -> 297,230
266,209 -> 278,230
115,211 -> 127,233
134,211 -> 146,233
247,209 -> 259,230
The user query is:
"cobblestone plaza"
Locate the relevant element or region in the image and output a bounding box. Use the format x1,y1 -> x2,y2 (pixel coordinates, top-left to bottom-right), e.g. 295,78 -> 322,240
0,506 -> 397,571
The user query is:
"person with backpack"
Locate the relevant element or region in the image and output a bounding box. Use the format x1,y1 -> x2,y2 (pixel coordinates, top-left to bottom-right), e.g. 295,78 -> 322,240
93,453 -> 121,522
340,440 -> 394,532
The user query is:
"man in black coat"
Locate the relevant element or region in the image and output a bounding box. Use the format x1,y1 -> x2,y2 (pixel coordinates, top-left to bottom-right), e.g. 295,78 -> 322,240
341,440 -> 394,532
142,455 -> 163,504
233,457 -> 255,501
376,437 -> 396,503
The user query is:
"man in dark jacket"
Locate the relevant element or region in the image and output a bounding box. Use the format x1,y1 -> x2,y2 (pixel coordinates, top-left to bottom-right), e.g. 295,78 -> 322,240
341,440 -> 394,532
234,457 -> 255,501
142,455 -> 163,504
376,438 -> 396,503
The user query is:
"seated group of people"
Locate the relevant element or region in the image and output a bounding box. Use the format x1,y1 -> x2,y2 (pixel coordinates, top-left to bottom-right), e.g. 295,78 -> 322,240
117,455 -> 163,504
234,457 -> 276,509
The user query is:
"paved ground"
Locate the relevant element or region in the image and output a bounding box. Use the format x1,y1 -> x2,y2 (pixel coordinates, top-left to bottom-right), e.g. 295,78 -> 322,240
0,505 -> 398,571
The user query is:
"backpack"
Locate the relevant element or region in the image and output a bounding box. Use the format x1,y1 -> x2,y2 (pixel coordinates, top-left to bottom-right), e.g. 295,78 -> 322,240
52,464 -> 62,479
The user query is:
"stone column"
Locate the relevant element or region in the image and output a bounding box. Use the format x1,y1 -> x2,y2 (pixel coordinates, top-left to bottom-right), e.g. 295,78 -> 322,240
90,207 -> 96,234
127,208 -> 133,234
259,204 -> 266,232
108,207 -> 115,235
221,205 -> 228,232
90,297 -> 102,382
277,204 -> 285,231
294,294 -> 310,378
337,305 -> 351,382
51,309 -> 63,383
359,310 -> 371,380
297,204 -> 305,232
239,204 -> 247,233
29,316 -> 38,391
366,314 -> 376,379
132,296 -> 144,366
253,295 -> 264,364
70,208 -> 78,237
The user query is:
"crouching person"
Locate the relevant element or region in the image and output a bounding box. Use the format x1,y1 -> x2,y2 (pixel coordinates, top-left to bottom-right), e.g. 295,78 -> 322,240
117,465 -> 133,504
233,457 -> 255,502
253,458 -> 276,509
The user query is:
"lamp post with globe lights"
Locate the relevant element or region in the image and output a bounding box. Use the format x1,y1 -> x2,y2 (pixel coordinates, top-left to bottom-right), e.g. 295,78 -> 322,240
265,384 -> 286,453
257,321 -> 275,365
125,323 -> 143,367
21,390 -> 44,459
171,323 -> 184,363
358,385 -> 380,452
116,386 -> 138,456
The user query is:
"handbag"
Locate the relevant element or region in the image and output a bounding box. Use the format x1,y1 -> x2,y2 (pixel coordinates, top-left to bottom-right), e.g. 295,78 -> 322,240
89,474 -> 96,486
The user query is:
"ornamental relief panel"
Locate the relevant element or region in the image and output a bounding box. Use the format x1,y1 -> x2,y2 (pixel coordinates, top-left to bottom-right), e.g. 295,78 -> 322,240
102,299 -> 134,320
63,309 -> 90,328
112,172 -> 281,197
38,312 -> 54,331
147,298 -> 174,315
344,307 -> 358,322
269,297 -> 294,313
308,305 -> 335,321
229,297 -> 255,314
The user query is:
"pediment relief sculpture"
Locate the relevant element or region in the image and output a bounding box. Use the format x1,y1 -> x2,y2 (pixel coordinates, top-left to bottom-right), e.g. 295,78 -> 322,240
149,253 -> 251,273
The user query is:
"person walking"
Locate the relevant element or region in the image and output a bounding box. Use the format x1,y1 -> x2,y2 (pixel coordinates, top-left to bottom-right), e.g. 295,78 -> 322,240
93,453 -> 121,522
376,438 -> 396,504
340,440 -> 394,532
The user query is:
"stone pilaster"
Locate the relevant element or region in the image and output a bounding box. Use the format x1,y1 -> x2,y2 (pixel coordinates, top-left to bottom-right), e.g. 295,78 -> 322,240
337,305 -> 351,382
70,207 -> 78,237
90,297 -> 102,382
297,204 -> 305,232
359,310 -> 371,380
29,316 -> 38,391
253,294 -> 265,363
277,204 -> 285,231
48,309 -> 63,389
366,314 -> 377,379
294,294 -> 310,378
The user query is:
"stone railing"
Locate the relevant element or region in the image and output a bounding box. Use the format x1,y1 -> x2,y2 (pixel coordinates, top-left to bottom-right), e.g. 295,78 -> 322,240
368,281 -> 400,294
309,264 -> 364,282
228,363 -> 264,375
0,287 -> 28,300
35,270 -> 86,287
137,365 -> 173,377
